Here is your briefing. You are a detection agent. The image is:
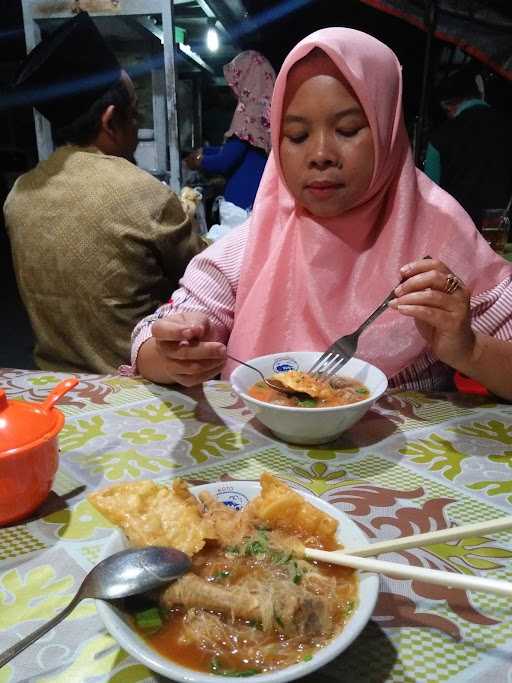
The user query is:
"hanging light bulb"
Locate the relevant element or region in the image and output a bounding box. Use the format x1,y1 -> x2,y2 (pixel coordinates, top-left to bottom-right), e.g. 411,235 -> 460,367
206,18 -> 219,52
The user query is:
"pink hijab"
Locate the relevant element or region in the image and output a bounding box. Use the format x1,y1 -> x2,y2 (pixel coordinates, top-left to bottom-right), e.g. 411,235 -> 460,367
225,28 -> 511,380
223,50 -> 276,154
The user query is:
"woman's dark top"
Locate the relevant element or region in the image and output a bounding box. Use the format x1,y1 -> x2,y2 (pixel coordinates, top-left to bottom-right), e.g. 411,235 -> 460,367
201,136 -> 268,210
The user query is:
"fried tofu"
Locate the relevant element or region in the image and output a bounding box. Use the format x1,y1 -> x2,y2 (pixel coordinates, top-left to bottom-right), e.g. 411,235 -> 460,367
271,370 -> 333,399
88,479 -> 213,555
89,473 -> 338,555
252,473 -> 338,546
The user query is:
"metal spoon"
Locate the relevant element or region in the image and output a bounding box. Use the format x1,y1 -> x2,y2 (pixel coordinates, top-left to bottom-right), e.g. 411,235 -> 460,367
0,546 -> 191,668
227,353 -> 310,396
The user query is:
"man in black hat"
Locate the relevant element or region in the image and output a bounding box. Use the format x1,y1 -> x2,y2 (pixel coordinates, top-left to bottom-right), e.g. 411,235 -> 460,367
3,12 -> 204,374
424,67 -> 512,228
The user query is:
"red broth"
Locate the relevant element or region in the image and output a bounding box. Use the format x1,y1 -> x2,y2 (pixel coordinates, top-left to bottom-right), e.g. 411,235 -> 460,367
248,376 -> 370,407
133,541 -> 357,676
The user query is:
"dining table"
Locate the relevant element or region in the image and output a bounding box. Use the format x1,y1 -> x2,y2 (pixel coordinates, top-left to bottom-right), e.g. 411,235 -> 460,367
1,367 -> 512,683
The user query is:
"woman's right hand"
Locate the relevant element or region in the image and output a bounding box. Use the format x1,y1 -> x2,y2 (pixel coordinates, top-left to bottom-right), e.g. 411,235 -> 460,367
137,312 -> 226,386
184,149 -> 203,170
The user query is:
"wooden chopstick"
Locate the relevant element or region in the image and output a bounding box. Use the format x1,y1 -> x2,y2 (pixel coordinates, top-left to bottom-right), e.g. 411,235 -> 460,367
304,549 -> 512,597
340,516 -> 512,558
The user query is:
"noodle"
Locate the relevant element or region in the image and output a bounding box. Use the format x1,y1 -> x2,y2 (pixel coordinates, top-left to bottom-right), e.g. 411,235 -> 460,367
91,473 -> 358,676
130,488 -> 356,675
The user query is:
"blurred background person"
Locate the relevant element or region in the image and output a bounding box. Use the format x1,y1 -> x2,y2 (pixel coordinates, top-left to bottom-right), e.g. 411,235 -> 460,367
185,50 -> 276,213
3,12 -> 205,374
424,67 -> 512,228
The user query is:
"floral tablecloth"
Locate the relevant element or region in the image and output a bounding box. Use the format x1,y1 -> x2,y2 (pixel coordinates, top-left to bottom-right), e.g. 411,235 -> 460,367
1,369 -> 512,683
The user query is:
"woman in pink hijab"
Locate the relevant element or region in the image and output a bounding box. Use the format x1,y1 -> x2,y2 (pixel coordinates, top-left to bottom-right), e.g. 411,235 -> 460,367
133,28 -> 512,400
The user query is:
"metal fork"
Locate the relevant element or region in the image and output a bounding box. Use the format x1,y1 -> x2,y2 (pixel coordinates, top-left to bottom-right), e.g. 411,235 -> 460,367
308,285 -> 398,380
308,256 -> 432,380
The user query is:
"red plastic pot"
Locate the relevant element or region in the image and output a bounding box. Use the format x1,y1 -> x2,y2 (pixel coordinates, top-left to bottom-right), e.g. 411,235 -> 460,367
0,378 -> 78,525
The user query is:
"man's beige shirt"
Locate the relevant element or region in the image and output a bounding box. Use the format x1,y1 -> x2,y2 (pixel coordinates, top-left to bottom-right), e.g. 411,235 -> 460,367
4,146 -> 204,373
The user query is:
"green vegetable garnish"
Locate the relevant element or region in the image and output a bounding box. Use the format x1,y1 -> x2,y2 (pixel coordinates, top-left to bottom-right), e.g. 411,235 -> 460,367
210,657 -> 260,677
356,387 -> 369,394
248,619 -> 263,630
303,654 -> 313,662
270,549 -> 293,564
243,530 -> 269,556
344,599 -> 355,616
225,545 -> 240,555
298,398 -> 317,407
134,606 -> 163,633
244,539 -> 267,556
213,570 -> 230,580
291,560 -> 303,584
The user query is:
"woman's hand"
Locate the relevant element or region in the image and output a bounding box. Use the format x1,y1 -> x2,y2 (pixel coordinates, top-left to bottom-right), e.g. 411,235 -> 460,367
137,312 -> 226,386
184,149 -> 203,170
388,258 -> 476,370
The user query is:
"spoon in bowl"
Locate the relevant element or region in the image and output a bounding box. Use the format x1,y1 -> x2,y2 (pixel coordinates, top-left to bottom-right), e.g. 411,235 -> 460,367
226,353 -> 310,397
0,546 -> 191,668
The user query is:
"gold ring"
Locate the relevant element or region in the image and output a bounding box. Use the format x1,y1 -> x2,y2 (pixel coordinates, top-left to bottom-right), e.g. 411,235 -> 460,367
444,273 -> 462,295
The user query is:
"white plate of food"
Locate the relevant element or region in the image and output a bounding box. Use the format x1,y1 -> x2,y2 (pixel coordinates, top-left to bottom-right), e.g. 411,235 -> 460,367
92,473 -> 379,682
230,351 -> 388,445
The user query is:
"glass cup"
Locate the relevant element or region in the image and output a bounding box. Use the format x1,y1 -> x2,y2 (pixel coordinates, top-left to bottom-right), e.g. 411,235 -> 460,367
479,208 -> 510,255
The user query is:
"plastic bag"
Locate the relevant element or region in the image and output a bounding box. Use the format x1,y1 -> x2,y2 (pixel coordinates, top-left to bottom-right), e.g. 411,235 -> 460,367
207,197 -> 249,241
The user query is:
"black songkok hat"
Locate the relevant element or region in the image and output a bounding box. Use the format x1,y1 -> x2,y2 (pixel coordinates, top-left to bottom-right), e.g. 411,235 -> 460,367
14,12 -> 122,129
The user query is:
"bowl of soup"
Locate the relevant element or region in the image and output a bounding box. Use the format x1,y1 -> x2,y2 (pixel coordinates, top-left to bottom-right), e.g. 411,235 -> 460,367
94,475 -> 378,683
230,351 -> 388,445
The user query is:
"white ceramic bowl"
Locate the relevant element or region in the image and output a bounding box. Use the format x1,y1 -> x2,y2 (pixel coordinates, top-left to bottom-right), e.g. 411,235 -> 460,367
230,351 -> 388,445
97,480 -> 378,683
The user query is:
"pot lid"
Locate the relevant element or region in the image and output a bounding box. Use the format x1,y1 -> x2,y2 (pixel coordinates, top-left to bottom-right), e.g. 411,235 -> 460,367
0,389 -> 61,453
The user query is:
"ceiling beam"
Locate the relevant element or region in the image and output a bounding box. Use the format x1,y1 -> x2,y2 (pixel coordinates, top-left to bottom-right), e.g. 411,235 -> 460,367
25,0 -> 162,20
178,42 -> 214,73
135,16 -> 214,73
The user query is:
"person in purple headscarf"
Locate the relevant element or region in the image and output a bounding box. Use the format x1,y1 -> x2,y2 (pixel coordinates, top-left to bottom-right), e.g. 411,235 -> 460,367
186,50 -> 276,211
